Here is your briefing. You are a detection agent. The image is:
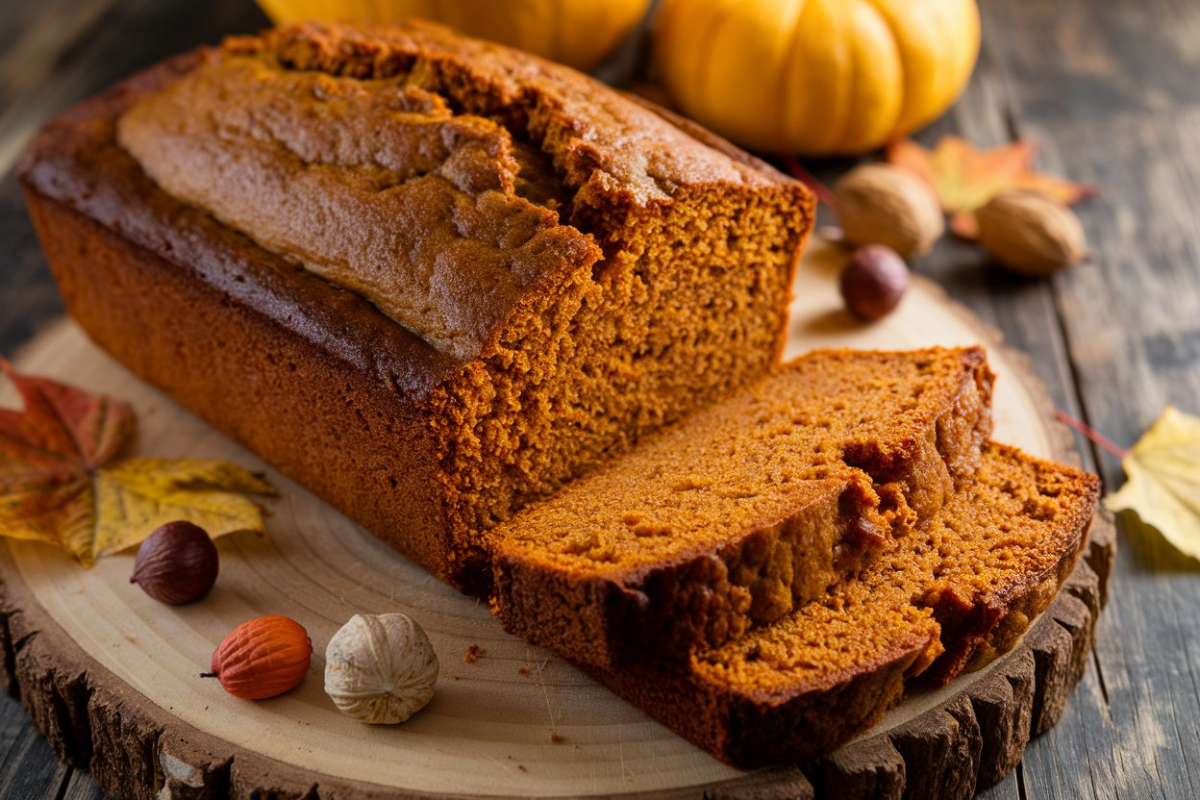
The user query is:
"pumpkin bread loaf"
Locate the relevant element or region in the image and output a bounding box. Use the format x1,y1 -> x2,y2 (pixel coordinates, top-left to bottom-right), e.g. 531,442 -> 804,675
491,346 -> 994,667
584,443 -> 1100,767
18,21 -> 813,591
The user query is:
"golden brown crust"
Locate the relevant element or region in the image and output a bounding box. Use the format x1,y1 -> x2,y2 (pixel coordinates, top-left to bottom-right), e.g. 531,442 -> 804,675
116,42 -> 603,361
582,444 -> 1099,767
255,21 -> 792,197
490,347 -> 995,668
115,21 -> 804,363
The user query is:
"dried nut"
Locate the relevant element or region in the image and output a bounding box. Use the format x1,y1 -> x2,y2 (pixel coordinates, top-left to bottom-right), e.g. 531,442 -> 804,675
834,164 -> 945,258
976,190 -> 1087,276
207,615 -> 312,700
325,613 -> 439,724
840,245 -> 910,321
130,520 -> 219,605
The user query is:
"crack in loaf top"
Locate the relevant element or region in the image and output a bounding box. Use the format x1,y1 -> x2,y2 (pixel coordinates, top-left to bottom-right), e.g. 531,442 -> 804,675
116,21 -> 792,361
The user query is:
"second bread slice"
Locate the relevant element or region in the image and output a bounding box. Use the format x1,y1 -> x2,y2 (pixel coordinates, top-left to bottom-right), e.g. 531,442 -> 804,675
582,443 -> 1100,766
489,347 -> 993,667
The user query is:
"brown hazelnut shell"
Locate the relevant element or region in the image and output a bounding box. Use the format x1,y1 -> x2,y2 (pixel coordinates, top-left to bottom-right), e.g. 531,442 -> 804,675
130,520 -> 219,605
840,244 -> 910,321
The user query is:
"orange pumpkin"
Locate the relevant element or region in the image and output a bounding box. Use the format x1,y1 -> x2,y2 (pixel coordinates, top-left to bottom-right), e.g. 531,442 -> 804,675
653,0 -> 981,156
256,0 -> 652,72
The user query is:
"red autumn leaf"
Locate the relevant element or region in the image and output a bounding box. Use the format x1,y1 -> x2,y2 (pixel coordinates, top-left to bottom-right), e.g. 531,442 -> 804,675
1,360 -> 274,565
0,358 -> 136,547
888,137 -> 1098,238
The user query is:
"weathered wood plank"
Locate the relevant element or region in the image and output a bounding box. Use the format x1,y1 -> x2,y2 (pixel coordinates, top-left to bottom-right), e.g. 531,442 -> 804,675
975,767 -> 1022,800
0,172 -> 64,356
61,769 -> 107,800
0,692 -> 71,799
979,0 -> 1200,799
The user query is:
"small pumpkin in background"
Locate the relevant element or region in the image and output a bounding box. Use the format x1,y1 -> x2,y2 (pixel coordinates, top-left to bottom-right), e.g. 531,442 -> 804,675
653,0 -> 981,156
255,0 -> 651,72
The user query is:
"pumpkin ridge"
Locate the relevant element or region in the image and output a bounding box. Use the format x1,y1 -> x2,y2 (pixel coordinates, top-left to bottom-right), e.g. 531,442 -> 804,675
841,0 -> 898,153
832,0 -> 858,152
549,0 -> 564,67
694,0 -> 739,138
777,0 -> 811,153
862,0 -> 912,141
823,0 -> 856,155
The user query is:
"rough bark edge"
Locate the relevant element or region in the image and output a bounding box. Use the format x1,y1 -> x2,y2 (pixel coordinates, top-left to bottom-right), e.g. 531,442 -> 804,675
806,512 -> 1114,800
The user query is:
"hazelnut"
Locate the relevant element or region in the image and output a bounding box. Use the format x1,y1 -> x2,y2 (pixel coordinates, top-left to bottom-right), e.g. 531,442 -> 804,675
976,190 -> 1087,276
325,613 -> 439,724
840,245 -> 910,321
130,521 -> 219,605
834,164 -> 945,259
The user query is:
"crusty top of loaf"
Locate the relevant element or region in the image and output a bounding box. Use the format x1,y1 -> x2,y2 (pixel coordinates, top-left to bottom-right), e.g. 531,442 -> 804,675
256,22 -> 789,199
114,21 -> 799,360
18,54 -> 461,396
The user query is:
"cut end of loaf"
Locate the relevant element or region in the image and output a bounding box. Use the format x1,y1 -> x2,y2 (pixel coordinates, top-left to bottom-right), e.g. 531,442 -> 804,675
489,346 -> 995,667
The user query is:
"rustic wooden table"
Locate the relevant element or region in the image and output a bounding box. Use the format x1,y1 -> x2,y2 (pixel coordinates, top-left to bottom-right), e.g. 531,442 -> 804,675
1,0 -> 1197,797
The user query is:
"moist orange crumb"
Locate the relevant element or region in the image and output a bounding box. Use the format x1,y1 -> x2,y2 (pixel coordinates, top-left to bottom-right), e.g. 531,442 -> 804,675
585,443 -> 1100,767
490,347 -> 993,667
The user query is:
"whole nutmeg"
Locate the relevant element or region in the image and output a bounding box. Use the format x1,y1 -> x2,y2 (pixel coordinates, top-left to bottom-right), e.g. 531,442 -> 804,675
130,521 -> 219,605
976,190 -> 1087,276
206,615 -> 312,700
840,245 -> 910,321
834,164 -> 945,259
325,613 -> 439,724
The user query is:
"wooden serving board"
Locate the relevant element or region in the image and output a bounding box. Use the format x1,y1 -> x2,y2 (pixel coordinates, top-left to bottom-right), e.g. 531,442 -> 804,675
0,239 -> 1113,799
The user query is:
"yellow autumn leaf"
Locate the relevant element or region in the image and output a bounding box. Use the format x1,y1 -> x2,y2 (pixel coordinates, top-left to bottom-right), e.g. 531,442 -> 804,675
1,362 -> 274,566
1105,406 -> 1200,560
85,459 -> 275,566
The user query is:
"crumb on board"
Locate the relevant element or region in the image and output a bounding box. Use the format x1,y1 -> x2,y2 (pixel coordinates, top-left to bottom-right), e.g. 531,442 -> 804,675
518,765 -> 527,772
518,666 -> 532,676
464,644 -> 484,663
550,730 -> 564,744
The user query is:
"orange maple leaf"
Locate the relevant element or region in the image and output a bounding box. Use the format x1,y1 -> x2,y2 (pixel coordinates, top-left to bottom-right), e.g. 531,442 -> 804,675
0,359 -> 135,546
888,137 -> 1097,238
0,360 -> 273,565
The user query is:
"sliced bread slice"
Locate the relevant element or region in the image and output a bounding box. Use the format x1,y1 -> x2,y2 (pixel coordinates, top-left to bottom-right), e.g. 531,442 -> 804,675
489,347 -> 994,667
583,443 -> 1100,767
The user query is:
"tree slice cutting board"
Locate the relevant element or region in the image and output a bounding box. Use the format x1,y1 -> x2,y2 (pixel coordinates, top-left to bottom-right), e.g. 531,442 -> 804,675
0,239 -> 1113,800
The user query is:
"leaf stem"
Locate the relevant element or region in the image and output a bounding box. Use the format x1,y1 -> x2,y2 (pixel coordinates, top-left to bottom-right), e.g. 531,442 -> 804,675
782,156 -> 836,209
1055,409 -> 1129,460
